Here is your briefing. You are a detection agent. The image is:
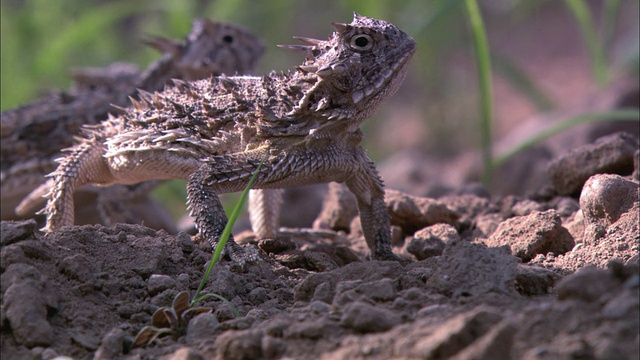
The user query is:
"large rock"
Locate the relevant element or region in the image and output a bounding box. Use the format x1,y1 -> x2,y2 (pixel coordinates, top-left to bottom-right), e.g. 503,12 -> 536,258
406,223 -> 460,260
313,183 -> 358,233
385,189 -> 459,234
1,263 -> 58,347
579,174 -> 639,243
426,240 -> 519,298
547,132 -> 638,195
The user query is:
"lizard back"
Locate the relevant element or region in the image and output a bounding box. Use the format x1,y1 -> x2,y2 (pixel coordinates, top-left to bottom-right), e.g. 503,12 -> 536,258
96,14 -> 417,172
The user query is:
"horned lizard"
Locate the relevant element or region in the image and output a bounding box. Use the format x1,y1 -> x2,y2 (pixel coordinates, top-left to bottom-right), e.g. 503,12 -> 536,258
34,13 -> 416,264
1,19 -> 264,227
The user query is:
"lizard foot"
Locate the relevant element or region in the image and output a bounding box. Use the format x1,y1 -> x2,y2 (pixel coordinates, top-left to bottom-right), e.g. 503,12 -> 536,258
225,240 -> 261,267
372,250 -> 411,265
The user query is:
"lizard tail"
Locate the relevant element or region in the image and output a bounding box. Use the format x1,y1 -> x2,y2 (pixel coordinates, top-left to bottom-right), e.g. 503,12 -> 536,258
42,140 -> 111,232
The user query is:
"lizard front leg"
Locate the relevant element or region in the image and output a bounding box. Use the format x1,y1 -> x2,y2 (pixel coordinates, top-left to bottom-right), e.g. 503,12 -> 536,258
344,150 -> 400,262
264,142 -> 400,262
186,158 -> 265,265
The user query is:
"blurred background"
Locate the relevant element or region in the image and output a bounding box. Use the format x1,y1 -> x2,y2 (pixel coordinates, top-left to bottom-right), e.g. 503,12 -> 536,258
2,0 -> 638,222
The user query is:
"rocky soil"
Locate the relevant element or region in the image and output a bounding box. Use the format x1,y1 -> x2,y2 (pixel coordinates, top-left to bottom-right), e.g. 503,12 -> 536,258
1,129 -> 638,360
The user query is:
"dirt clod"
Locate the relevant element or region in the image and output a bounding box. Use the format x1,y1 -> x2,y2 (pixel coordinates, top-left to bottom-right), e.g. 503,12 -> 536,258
580,173 -> 639,243
339,301 -> 401,333
416,308 -> 503,360
406,223 -> 460,260
0,219 -> 37,245
386,189 -> 459,234
547,132 -> 638,195
313,183 -> 358,233
485,209 -> 575,262
1,263 -> 57,347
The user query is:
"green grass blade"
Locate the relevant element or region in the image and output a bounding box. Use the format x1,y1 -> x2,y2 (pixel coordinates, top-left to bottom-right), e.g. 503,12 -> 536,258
565,0 -> 608,86
400,0 -> 465,39
464,0 -> 494,186
191,157 -> 266,308
494,109 -> 640,168
423,0 -> 466,31
602,0 -> 621,58
193,293 -> 240,318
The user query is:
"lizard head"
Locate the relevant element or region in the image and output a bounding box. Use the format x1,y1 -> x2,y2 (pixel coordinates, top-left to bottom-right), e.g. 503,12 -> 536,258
145,19 -> 265,79
280,13 -> 417,123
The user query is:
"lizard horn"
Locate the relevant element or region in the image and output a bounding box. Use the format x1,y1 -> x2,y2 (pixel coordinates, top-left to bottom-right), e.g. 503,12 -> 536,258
292,36 -> 324,46
277,44 -> 315,57
297,65 -> 319,73
331,22 -> 350,34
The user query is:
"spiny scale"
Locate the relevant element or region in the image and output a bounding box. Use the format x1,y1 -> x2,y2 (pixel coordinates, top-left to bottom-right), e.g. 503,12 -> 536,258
37,13 -> 416,266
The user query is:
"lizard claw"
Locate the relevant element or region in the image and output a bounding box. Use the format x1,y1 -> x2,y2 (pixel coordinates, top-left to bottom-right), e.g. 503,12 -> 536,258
227,242 -> 261,267
372,250 -> 411,265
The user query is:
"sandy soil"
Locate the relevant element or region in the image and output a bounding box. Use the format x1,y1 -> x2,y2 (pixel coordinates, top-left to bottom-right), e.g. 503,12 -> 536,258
1,127 -> 638,359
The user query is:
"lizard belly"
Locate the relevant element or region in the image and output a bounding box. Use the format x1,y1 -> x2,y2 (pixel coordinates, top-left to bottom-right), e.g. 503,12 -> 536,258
107,150 -> 200,184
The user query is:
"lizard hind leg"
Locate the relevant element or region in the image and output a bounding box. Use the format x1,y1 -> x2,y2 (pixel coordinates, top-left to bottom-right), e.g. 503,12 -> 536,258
248,188 -> 284,239
43,141 -> 113,232
15,179 -> 54,217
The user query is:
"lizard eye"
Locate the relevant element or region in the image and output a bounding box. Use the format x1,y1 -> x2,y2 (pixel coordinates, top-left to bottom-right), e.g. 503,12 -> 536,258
349,34 -> 373,51
222,35 -> 234,44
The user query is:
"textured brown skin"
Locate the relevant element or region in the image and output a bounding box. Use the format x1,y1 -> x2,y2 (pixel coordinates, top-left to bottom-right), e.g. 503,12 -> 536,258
39,13 -> 416,264
2,19 -> 264,222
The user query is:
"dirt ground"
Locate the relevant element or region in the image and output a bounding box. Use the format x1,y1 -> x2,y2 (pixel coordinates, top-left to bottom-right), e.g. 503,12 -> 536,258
1,125 -> 639,359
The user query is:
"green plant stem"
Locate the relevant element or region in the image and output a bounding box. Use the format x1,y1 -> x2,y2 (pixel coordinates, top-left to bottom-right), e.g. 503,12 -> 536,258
410,0 -> 465,34
464,0 -> 494,186
565,0 -> 608,87
195,293 -> 240,318
191,157 -> 266,307
602,0 -> 621,58
494,109 -> 640,168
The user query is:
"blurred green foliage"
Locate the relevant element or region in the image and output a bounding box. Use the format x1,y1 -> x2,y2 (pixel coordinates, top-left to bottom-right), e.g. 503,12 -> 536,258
2,0 -> 638,213
0,0 -> 484,173
1,0 -> 471,110
3,0 -> 638,141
